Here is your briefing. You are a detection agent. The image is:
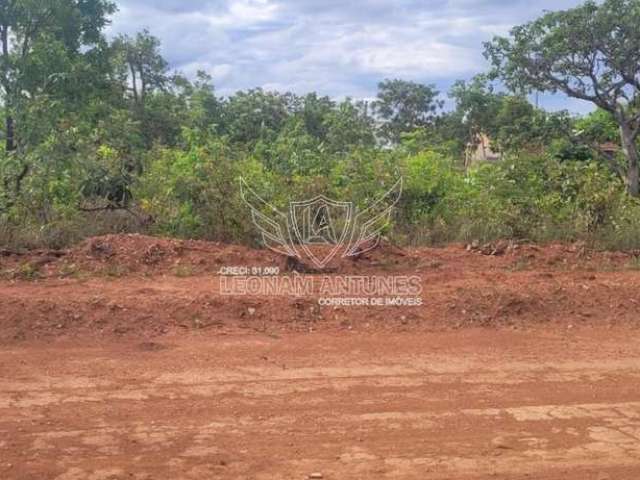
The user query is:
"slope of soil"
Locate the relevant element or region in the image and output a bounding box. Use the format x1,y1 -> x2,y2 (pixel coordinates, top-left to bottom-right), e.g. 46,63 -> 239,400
1,234 -> 640,342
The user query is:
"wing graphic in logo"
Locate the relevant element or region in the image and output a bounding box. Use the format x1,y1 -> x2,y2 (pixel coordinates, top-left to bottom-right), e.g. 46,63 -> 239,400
241,177 -> 403,267
343,178 -> 403,257
240,178 -> 299,258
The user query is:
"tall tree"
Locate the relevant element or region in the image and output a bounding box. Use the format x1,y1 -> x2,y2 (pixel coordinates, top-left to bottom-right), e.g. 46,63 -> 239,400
0,0 -> 115,152
484,0 -> 640,196
113,29 -> 168,111
0,0 -> 115,210
183,70 -> 223,134
373,79 -> 443,144
449,76 -> 503,152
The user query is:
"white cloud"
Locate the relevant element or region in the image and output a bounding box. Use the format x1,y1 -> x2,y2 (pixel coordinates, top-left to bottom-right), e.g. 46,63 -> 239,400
107,0 -> 592,111
204,0 -> 281,28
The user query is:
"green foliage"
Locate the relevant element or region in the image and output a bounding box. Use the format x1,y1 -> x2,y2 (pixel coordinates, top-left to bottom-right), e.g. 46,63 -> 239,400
575,110 -> 619,145
136,131 -> 267,241
223,88 -> 290,145
374,79 -> 443,144
379,150 -> 640,248
484,0 -> 640,195
448,76 -> 503,151
1,0 -> 640,252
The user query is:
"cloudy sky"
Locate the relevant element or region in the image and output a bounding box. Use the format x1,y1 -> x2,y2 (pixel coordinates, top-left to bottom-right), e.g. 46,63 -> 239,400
108,0 -> 594,113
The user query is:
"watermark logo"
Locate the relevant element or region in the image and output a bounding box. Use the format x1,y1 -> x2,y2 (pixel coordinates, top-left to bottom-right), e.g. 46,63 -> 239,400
240,178 -> 403,269
229,178 -> 422,307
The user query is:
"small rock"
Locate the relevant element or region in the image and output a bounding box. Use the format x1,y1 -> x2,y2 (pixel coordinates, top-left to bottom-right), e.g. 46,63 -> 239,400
248,307 -> 256,316
309,473 -> 323,480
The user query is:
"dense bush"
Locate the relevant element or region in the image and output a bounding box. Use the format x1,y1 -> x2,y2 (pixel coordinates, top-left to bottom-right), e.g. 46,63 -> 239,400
1,1 -> 639,251
130,134 -> 640,251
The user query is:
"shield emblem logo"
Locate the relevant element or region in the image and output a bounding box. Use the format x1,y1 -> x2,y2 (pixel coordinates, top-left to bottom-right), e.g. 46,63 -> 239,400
290,195 -> 353,268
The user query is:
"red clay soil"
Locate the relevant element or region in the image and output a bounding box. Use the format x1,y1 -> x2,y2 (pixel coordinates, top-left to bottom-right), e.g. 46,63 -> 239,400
3,328 -> 640,479
2,235 -> 640,479
0,234 -> 639,342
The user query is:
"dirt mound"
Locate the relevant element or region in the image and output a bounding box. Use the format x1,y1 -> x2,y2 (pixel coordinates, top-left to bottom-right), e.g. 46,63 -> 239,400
68,234 -> 274,275
0,234 -> 281,278
2,234 -> 640,343
1,234 -> 424,279
65,234 -> 418,276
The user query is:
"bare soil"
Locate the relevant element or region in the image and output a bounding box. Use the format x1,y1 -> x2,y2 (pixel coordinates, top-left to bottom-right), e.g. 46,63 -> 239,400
1,235 -> 640,479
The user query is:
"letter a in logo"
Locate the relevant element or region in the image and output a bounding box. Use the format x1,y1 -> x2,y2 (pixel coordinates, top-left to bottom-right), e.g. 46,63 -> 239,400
291,195 -> 353,267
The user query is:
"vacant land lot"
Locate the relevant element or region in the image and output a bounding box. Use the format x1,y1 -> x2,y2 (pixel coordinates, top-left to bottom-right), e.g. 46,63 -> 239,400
1,235 -> 640,479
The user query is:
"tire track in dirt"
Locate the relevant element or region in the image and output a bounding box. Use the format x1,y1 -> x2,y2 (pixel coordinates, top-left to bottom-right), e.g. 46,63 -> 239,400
1,330 -> 640,479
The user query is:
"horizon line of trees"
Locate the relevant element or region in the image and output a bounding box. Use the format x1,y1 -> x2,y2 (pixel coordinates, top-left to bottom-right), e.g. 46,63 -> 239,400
0,0 -> 638,251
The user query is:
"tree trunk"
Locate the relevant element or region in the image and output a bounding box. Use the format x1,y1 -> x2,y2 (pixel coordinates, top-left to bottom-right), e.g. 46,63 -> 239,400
620,123 -> 640,197
1,23 -> 15,152
129,62 -> 139,106
5,113 -> 14,152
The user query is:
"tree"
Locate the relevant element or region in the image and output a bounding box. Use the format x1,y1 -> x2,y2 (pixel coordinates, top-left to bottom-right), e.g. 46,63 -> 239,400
112,30 -> 201,147
565,108 -> 624,171
0,0 -> 115,152
183,71 -> 223,134
290,93 -> 335,142
222,88 -> 289,145
575,109 -> 619,145
484,0 -> 640,196
0,0 -> 115,212
112,29 -> 168,111
323,99 -> 375,153
494,96 -> 545,153
448,76 -> 503,153
373,79 -> 443,144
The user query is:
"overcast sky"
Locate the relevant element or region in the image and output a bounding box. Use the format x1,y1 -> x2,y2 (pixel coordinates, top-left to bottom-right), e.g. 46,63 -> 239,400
108,0 -> 594,113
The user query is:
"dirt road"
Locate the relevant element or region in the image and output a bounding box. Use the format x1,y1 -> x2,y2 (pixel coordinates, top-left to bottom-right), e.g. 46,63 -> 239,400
2,328 -> 640,479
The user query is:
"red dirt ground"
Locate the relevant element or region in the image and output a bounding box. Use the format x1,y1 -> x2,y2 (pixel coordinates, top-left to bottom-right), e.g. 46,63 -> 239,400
1,234 -> 639,341
1,234 -> 640,479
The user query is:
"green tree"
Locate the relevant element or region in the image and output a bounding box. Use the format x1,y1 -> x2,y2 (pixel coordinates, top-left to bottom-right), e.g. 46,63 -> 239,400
493,96 -> 543,153
290,93 -> 335,142
111,29 -> 185,146
0,0 -> 115,152
222,88 -> 289,145
323,99 -> 375,153
112,29 -> 168,111
485,0 -> 640,195
575,109 -> 619,145
0,0 -> 116,212
374,79 -> 443,144
182,71 -> 223,134
566,108 -> 624,175
449,76 -> 503,152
